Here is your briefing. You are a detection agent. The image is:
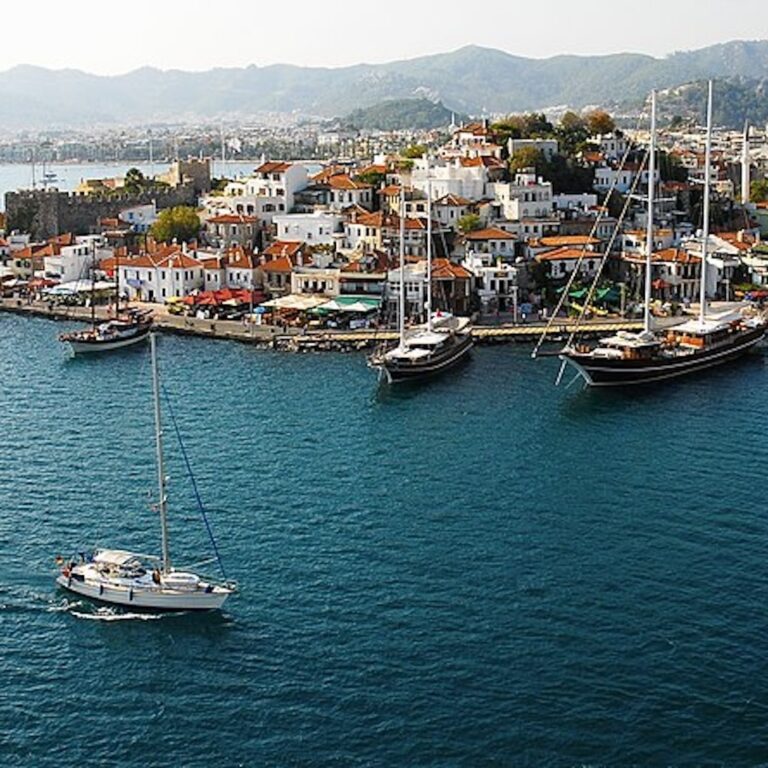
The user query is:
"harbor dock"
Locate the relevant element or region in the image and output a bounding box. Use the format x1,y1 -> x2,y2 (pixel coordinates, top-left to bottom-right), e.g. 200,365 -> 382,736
0,297 -> 657,349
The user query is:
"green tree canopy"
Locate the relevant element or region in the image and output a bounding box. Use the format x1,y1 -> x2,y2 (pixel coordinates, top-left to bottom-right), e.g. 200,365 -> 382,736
355,170 -> 387,188
657,151 -> 688,183
457,213 -> 482,233
151,206 -> 201,244
509,147 -> 544,174
556,111 -> 590,156
402,144 -> 427,159
751,179 -> 768,203
123,167 -> 146,195
586,110 -> 616,136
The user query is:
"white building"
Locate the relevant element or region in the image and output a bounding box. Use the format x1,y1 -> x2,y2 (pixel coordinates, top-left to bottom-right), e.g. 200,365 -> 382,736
508,138 -> 559,160
326,175 -> 374,212
119,203 -> 157,233
274,211 -> 345,246
291,267 -> 341,296
464,252 -> 520,313
385,261 -> 428,319
118,246 -> 204,302
44,235 -> 110,284
245,161 -> 309,212
411,157 -> 491,201
492,172 -> 554,220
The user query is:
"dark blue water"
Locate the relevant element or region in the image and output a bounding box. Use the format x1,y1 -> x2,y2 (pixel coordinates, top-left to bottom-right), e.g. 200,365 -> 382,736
2,314 -> 768,766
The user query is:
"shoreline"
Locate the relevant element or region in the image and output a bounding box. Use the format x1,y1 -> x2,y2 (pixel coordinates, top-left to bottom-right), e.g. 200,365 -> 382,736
0,297 -> 651,351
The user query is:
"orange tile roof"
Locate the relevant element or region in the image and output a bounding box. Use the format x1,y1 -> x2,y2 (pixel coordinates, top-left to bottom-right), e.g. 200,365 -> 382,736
328,175 -> 371,191
224,245 -> 257,269
432,258 -> 472,279
435,194 -> 471,207
207,214 -> 258,225
460,156 -> 505,169
357,164 -> 387,175
651,248 -> 700,264
263,240 -> 304,259
311,165 -> 348,184
536,247 -> 598,262
465,227 -> 516,241
262,255 -> 294,273
539,235 -> 601,247
254,161 -> 292,174
380,185 -> 402,196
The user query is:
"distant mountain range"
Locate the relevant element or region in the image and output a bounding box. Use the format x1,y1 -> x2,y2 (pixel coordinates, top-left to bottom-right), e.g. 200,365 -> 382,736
3,40 -> 768,129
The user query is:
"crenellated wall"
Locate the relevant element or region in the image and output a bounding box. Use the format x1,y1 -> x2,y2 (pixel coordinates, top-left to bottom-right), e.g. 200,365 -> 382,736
5,185 -> 198,240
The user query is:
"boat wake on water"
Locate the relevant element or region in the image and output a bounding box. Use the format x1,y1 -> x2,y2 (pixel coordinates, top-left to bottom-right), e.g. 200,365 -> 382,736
69,606 -> 169,622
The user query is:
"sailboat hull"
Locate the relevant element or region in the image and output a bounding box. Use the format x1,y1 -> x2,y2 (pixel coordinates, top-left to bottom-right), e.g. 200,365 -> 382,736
560,326 -> 765,387
56,573 -> 230,611
374,333 -> 473,384
65,324 -> 151,355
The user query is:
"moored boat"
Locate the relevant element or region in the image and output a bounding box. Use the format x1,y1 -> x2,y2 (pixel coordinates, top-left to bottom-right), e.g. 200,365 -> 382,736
559,83 -> 766,388
368,184 -> 472,384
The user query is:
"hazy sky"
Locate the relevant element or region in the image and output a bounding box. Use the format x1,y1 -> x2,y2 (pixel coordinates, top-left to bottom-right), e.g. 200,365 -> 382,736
3,0 -> 768,75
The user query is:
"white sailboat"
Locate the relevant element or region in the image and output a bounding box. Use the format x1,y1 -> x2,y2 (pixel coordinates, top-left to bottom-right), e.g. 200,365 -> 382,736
56,333 -> 234,611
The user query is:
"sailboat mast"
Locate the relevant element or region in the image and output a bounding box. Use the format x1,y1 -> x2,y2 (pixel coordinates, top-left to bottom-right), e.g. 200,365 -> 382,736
150,333 -> 171,574
115,244 -> 120,318
643,89 -> 657,335
399,187 -> 406,347
741,121 -> 750,206
427,179 -> 433,331
699,79 -> 713,325
90,240 -> 96,328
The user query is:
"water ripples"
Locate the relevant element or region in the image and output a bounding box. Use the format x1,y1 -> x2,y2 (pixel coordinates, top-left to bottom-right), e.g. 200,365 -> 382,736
3,314 -> 768,765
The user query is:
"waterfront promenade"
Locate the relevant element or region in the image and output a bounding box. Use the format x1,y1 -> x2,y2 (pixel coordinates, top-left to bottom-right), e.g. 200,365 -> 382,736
0,296 -> 658,348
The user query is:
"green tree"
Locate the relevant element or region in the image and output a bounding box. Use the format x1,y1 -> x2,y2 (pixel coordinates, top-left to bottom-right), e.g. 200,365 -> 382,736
402,144 -> 427,159
356,170 -> 386,187
457,213 -> 481,233
751,179 -> 768,203
123,167 -> 146,194
521,113 -> 554,138
509,147 -> 545,174
657,151 -> 688,183
151,206 -> 201,244
556,111 -> 590,156
586,110 -> 616,136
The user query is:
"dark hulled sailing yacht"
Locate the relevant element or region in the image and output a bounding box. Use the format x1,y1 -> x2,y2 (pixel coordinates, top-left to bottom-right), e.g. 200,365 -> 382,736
368,185 -> 473,383
559,84 -> 765,387
60,242 -> 152,354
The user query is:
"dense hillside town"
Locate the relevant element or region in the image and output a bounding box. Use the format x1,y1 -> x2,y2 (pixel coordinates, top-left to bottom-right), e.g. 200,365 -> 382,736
3,112 -> 768,329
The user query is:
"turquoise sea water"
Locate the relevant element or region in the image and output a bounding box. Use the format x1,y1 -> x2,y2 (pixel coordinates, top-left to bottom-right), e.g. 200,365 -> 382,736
2,314 -> 768,766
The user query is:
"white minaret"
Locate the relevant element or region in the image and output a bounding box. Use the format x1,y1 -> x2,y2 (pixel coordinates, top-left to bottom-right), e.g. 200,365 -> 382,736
741,121 -> 751,205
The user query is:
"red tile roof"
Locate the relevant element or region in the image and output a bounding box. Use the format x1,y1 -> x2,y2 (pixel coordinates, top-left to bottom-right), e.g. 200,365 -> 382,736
539,235 -> 601,247
432,258 -> 472,279
435,194 -> 471,207
206,214 -> 258,225
254,161 -> 292,174
328,175 -> 371,191
263,240 -> 304,259
536,247 -> 598,262
464,227 -> 516,241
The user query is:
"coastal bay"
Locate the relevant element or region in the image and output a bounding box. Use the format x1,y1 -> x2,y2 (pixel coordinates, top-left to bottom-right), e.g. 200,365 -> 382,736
2,314 -> 768,765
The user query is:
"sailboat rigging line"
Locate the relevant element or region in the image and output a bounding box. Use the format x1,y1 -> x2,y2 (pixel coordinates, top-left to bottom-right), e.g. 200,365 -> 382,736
160,382 -> 228,580
531,110 -> 648,359
563,152 -> 648,346
554,358 -> 567,387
